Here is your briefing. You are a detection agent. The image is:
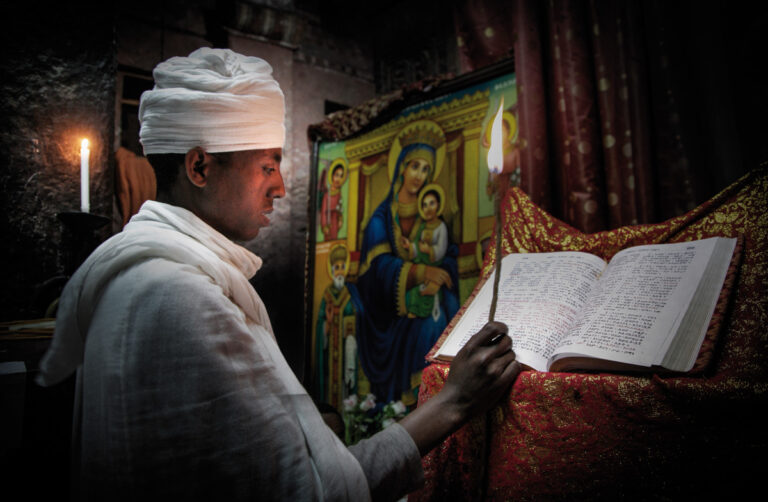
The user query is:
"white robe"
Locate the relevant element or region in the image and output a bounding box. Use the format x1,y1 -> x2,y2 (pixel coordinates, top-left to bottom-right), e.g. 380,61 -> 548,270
38,200 -> 423,501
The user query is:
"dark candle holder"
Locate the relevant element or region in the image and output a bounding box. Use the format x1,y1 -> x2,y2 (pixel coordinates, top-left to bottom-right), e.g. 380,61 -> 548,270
57,211 -> 111,275
57,211 -> 110,232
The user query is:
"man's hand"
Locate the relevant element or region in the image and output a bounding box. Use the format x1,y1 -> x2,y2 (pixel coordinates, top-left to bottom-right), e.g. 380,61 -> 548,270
441,322 -> 520,420
399,321 -> 521,455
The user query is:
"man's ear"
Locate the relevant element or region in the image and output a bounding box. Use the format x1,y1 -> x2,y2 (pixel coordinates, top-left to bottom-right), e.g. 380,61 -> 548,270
184,147 -> 212,187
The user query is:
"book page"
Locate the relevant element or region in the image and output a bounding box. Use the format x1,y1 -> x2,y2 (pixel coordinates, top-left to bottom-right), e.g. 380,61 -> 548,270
659,237 -> 736,371
435,252 -> 605,370
551,239 -> 718,368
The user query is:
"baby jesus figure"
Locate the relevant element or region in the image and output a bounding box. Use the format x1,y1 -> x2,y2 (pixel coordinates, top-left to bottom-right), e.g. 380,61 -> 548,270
399,184 -> 448,321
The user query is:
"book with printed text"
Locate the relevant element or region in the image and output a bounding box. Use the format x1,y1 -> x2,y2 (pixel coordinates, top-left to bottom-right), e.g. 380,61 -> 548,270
430,237 -> 738,373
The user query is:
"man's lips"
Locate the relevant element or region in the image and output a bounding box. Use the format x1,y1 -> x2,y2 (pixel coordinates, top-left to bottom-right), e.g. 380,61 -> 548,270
258,208 -> 274,225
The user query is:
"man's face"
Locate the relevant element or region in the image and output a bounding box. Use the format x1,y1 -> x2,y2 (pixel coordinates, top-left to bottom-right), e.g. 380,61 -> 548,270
202,148 -> 285,241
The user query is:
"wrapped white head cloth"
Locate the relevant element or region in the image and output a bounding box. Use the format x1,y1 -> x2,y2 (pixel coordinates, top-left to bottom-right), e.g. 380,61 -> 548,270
139,47 -> 285,154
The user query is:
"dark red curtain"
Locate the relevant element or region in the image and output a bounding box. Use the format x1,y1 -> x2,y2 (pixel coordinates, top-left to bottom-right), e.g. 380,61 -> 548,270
454,0 -> 728,232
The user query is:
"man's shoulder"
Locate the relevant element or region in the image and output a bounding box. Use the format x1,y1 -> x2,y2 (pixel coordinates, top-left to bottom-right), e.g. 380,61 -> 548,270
88,224 -> 244,320
101,257 -> 242,334
96,255 -> 223,319
93,224 -> 222,286
113,257 -> 217,293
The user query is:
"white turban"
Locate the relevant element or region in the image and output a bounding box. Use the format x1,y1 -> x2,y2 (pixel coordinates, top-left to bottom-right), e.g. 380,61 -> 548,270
139,47 -> 285,154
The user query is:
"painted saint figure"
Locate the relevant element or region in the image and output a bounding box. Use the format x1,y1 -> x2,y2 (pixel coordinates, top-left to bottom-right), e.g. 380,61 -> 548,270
315,243 -> 362,411
320,160 -> 347,241
355,120 -> 459,407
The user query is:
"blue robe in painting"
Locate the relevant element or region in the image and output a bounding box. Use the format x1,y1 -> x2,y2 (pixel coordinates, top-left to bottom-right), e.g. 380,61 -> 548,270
354,195 -> 459,405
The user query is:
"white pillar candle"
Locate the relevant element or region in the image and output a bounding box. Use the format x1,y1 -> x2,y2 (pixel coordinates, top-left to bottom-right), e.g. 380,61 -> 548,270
80,138 -> 90,213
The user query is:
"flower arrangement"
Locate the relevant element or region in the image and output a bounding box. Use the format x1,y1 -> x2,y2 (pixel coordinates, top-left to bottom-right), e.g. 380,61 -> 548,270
342,394 -> 408,445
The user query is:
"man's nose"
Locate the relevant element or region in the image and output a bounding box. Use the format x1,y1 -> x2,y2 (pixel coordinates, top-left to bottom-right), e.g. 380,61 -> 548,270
271,170 -> 286,199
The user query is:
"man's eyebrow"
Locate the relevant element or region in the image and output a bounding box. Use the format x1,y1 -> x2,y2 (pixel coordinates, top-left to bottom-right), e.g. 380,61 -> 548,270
272,153 -> 282,163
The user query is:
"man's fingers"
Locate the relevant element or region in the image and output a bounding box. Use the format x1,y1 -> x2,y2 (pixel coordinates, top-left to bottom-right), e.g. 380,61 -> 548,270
481,332 -> 513,361
463,321 -> 508,351
485,348 -> 517,378
498,360 -> 522,387
489,335 -> 513,357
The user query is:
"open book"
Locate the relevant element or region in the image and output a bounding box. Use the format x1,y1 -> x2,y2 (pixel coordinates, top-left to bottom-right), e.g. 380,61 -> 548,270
431,237 -> 737,373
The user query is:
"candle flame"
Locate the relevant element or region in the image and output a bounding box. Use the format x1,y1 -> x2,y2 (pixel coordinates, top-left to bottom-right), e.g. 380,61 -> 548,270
486,97 -> 504,174
81,138 -> 89,150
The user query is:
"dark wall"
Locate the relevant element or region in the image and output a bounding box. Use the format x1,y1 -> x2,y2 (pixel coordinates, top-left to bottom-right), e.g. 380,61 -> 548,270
307,0 -> 460,93
0,4 -> 116,498
0,4 -> 117,321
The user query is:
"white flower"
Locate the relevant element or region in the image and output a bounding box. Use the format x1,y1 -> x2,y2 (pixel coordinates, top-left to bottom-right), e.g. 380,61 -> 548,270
391,401 -> 407,416
360,393 -> 376,411
382,418 -> 395,429
342,395 -> 358,412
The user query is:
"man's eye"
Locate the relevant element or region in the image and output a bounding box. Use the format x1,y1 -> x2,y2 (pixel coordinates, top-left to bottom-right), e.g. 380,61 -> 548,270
263,166 -> 276,175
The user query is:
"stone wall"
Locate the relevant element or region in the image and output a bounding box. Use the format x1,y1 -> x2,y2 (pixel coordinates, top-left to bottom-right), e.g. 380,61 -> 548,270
0,4 -> 117,320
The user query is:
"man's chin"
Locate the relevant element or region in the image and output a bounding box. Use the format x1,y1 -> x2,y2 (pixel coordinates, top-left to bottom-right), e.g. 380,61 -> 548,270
230,226 -> 261,243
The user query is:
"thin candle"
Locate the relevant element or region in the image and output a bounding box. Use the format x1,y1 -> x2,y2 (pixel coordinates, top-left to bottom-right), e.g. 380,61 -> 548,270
486,97 -> 504,322
80,138 -> 90,213
480,96 -> 507,502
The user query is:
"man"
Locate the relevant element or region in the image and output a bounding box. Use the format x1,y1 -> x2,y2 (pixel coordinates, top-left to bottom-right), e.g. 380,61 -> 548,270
38,48 -> 520,501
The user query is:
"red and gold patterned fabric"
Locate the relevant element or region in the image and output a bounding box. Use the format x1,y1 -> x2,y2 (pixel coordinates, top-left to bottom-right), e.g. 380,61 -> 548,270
412,167 -> 768,501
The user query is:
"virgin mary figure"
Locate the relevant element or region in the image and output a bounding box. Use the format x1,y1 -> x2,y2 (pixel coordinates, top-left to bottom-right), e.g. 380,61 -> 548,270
354,120 -> 459,406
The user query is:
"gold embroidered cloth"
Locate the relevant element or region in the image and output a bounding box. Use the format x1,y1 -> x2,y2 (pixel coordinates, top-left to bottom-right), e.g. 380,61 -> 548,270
412,168 -> 768,500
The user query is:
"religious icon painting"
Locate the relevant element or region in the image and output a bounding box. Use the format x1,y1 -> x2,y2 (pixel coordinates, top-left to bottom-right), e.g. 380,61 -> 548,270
308,61 -> 517,415
313,242 -> 363,411
317,157 -> 349,242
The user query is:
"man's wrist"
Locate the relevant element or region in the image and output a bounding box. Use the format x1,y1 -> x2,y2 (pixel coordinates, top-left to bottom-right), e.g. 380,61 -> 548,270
437,385 -> 472,429
400,387 -> 467,456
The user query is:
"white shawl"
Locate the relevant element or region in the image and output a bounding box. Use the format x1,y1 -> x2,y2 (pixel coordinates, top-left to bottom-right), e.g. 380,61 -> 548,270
38,200 -> 371,501
38,200 -> 272,385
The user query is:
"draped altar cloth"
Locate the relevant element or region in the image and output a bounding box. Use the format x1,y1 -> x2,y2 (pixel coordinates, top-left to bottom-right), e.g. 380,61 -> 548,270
412,167 -> 768,500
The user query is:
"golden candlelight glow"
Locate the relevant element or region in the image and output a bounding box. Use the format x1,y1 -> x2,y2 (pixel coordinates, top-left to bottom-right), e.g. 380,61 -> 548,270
486,96 -> 504,174
81,138 -> 89,150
